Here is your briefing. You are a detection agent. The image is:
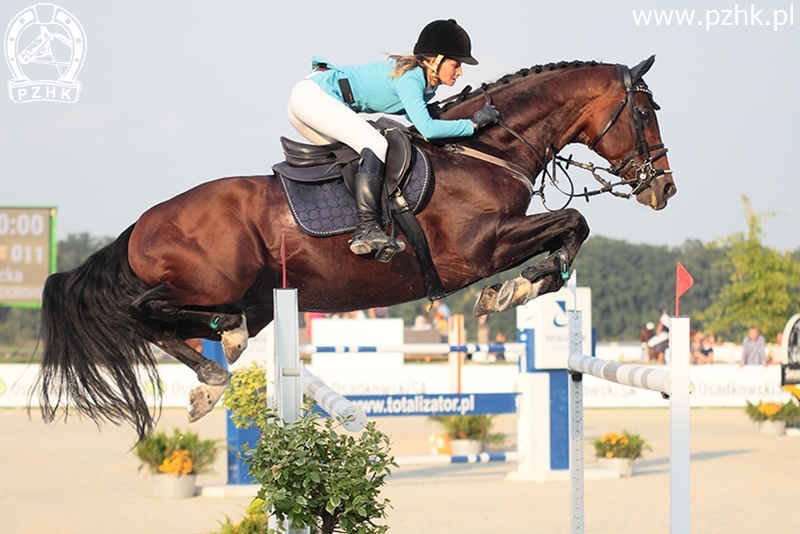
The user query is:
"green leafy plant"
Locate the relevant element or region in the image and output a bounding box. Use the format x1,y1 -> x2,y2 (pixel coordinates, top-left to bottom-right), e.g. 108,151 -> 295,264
593,431 -> 651,460
223,363 -> 395,534
224,361 -> 267,429
745,400 -> 800,424
209,499 -> 268,534
429,414 -> 505,444
134,428 -> 218,475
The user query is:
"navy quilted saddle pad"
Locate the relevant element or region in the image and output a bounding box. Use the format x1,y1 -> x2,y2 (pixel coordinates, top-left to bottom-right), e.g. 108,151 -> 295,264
272,145 -> 432,237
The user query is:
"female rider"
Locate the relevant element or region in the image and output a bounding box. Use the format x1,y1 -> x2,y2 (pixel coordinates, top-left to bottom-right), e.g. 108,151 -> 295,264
287,19 -> 500,260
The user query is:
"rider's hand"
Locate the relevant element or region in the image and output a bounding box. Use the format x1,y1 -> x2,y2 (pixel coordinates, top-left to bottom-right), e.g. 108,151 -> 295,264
472,104 -> 500,129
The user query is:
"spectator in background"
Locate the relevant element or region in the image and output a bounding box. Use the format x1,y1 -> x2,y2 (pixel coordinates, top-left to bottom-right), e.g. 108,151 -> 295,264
767,332 -> 784,365
412,306 -> 432,330
647,310 -> 671,364
369,307 -> 390,319
691,331 -> 714,364
431,300 -> 450,339
741,326 -> 767,366
432,300 -> 450,321
471,314 -> 491,362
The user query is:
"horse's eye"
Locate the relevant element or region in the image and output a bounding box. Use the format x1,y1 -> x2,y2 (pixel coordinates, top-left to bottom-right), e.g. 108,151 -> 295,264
640,109 -> 652,122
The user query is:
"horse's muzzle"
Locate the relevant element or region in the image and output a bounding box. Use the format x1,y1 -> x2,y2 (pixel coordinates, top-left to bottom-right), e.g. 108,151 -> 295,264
637,172 -> 676,211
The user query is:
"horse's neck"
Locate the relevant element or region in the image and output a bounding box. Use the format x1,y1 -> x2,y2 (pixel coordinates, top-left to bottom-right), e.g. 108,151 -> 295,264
450,65 -> 618,168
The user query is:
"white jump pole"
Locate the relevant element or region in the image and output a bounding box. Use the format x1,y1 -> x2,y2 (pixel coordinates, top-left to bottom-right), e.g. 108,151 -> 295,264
268,288 -> 309,534
268,289 -> 367,534
567,309 -> 690,533
670,316 -> 691,534
269,289 -> 366,432
302,367 -> 367,432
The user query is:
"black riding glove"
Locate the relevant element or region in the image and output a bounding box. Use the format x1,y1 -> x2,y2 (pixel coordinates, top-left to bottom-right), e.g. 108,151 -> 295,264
472,104 -> 500,129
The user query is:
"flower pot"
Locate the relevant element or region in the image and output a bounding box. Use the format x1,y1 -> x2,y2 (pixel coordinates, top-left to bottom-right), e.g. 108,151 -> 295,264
597,457 -> 634,477
450,439 -> 482,455
151,473 -> 197,499
759,420 -> 786,436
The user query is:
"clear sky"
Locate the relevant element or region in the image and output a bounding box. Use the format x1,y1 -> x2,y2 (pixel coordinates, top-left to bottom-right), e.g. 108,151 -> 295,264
2,0 -> 799,251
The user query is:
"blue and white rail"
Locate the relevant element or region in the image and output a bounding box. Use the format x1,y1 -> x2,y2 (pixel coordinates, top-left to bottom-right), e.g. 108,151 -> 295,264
300,343 -> 525,354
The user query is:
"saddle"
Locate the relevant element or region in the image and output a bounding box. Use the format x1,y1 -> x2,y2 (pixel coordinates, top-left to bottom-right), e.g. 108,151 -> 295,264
271,118 -> 445,299
273,117 -> 423,203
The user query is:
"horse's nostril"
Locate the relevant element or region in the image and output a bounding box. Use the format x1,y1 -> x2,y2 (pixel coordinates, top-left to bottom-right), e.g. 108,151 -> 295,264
664,181 -> 676,198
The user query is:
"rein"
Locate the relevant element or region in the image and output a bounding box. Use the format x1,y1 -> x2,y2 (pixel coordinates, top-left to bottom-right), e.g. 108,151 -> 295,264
443,64 -> 672,210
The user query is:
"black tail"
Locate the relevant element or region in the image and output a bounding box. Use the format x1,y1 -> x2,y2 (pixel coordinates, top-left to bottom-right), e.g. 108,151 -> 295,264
32,225 -> 160,442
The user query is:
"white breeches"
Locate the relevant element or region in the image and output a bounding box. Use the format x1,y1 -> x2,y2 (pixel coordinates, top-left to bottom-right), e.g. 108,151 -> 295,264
287,79 -> 388,162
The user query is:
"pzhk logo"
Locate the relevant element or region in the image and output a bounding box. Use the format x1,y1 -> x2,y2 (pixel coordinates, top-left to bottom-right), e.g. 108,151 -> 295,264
5,4 -> 86,103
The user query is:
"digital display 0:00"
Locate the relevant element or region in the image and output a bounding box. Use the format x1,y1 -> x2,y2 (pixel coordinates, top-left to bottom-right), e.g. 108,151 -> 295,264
0,212 -> 46,236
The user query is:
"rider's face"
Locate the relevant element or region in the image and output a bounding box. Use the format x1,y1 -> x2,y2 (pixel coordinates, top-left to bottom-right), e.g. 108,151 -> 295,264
436,59 -> 463,87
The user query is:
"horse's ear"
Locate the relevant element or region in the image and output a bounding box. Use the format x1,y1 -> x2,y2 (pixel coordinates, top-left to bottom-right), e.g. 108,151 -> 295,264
630,55 -> 656,83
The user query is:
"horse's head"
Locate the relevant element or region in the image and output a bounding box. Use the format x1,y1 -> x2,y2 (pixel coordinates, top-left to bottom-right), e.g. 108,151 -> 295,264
587,56 -> 676,210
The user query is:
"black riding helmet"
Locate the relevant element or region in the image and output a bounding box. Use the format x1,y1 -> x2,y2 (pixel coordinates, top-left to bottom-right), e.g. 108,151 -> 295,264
413,19 -> 478,65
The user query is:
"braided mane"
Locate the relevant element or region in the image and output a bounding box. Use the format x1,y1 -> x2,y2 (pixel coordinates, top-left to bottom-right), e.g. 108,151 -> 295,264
436,60 -> 609,114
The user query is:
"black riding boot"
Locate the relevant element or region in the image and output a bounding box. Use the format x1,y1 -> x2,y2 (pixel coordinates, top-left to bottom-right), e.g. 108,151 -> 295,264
349,148 -> 405,259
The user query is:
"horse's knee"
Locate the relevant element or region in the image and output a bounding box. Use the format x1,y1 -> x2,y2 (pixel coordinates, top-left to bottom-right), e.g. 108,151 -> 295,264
563,208 -> 590,241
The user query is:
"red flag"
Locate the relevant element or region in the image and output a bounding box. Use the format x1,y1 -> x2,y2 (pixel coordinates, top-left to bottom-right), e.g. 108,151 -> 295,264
675,262 -> 694,315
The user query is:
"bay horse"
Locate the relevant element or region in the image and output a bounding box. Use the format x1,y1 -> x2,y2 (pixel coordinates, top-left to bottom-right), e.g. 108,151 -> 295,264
34,57 -> 675,441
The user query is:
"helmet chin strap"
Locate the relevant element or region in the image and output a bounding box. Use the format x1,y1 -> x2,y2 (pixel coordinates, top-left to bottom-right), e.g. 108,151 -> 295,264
423,54 -> 445,85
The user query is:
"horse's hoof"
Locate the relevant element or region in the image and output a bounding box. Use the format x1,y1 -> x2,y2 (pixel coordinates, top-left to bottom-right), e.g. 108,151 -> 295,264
196,360 -> 230,386
474,284 -> 501,316
221,315 -> 249,364
187,384 -> 228,422
496,276 -> 533,312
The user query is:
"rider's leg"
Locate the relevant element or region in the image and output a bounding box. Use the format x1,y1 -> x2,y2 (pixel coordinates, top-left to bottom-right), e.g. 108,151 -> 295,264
287,79 -> 388,156
287,79 -> 404,256
349,148 -> 405,255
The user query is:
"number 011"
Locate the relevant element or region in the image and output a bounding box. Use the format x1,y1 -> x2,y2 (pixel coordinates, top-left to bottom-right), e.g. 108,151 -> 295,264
10,244 -> 44,264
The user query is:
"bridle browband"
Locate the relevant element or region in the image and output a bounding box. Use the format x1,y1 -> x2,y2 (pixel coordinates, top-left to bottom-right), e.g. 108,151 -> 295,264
441,63 -> 672,210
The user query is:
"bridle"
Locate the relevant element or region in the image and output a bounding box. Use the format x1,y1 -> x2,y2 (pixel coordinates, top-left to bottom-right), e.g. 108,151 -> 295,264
444,63 -> 672,210
582,64 -> 671,198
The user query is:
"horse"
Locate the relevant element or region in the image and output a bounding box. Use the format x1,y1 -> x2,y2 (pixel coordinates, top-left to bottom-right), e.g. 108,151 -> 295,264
34,57 -> 676,442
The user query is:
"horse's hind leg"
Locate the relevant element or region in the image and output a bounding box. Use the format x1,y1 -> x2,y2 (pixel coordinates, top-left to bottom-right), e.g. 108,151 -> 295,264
155,333 -> 229,385
155,334 -> 230,422
130,283 -> 249,364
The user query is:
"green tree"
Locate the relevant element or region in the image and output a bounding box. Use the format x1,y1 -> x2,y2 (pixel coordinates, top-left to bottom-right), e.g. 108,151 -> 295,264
698,196 -> 800,341
57,233 -> 114,270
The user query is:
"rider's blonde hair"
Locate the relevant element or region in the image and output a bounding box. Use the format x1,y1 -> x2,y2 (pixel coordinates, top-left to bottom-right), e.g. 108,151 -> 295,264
388,54 -> 428,79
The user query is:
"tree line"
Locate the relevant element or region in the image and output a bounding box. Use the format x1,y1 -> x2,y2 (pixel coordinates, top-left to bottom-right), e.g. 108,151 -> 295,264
2,197 -> 799,354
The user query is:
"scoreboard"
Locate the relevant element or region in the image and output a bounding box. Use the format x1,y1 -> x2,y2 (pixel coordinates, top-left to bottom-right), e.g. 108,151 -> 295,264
0,207 -> 57,307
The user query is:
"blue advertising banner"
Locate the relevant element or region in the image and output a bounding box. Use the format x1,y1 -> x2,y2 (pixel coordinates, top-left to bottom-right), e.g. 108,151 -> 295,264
344,392 -> 518,417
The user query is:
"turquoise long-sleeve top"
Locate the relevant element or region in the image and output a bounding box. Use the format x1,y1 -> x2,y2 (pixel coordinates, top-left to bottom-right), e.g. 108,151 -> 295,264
309,57 -> 475,139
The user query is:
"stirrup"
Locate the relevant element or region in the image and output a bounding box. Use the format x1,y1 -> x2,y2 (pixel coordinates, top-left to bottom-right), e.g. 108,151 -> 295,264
374,239 -> 402,263
349,227 -> 405,260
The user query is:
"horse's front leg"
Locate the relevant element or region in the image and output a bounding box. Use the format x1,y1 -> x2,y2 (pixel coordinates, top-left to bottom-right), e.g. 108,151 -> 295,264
474,208 -> 589,315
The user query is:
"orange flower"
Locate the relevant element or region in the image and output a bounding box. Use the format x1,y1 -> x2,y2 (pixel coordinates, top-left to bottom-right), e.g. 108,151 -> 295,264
159,449 -> 193,476
758,403 -> 781,418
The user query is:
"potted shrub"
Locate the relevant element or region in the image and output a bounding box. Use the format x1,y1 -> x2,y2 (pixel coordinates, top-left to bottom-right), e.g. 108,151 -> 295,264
223,362 -> 394,534
745,400 -> 800,436
429,414 -> 505,455
134,428 -> 218,499
592,431 -> 651,477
